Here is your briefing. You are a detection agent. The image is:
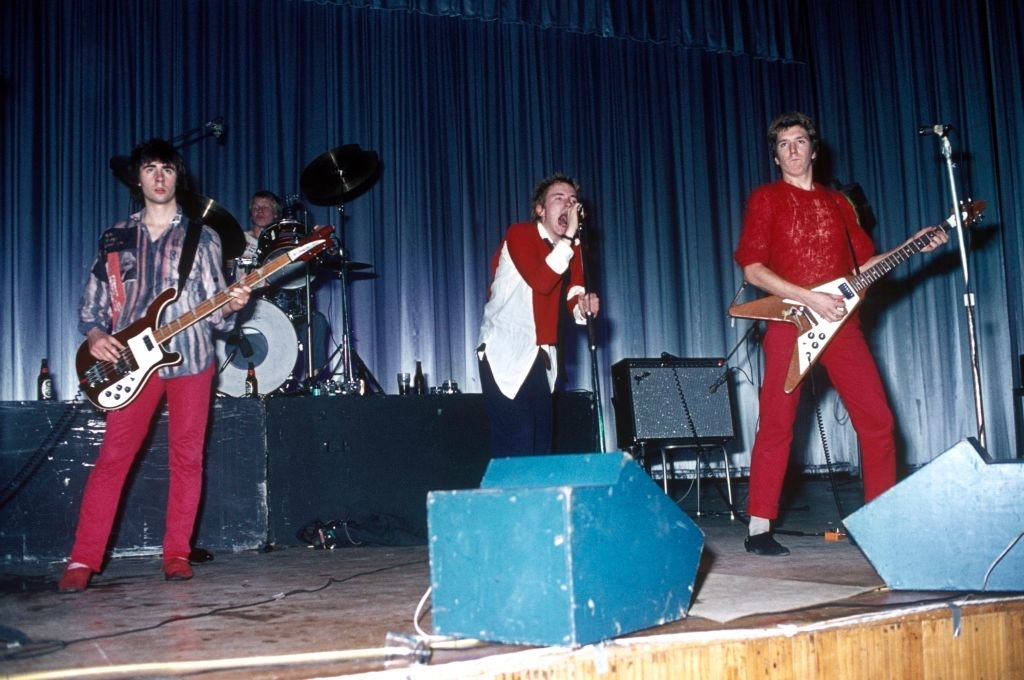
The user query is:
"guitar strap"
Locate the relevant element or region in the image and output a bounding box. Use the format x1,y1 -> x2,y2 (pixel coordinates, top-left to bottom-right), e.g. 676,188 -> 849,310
834,193 -> 862,276
177,219 -> 203,296
843,228 -> 861,276
106,251 -> 126,328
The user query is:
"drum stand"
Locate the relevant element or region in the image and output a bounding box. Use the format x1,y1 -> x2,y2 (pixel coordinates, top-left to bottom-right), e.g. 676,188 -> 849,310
325,204 -> 369,395
300,264 -> 317,390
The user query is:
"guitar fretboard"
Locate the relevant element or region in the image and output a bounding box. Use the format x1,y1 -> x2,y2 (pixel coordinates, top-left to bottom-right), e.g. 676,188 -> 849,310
151,234 -> 327,345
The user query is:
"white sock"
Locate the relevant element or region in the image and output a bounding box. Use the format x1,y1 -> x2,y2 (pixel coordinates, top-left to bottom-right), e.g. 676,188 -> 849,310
748,516 -> 770,536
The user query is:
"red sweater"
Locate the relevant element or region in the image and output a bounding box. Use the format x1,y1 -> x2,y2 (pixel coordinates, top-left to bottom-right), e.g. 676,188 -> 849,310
735,180 -> 876,286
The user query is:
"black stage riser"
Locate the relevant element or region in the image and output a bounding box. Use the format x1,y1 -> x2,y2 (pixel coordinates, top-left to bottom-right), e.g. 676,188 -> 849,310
0,393 -> 596,564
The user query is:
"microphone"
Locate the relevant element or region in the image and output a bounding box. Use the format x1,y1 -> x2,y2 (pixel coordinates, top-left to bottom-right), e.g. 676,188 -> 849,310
228,326 -> 253,358
918,124 -> 951,137
576,202 -> 586,220
206,117 -> 227,145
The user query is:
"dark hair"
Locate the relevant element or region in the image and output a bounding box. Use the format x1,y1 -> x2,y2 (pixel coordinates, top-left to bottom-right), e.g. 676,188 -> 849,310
530,173 -> 580,215
249,190 -> 283,219
129,138 -> 188,202
767,111 -> 819,158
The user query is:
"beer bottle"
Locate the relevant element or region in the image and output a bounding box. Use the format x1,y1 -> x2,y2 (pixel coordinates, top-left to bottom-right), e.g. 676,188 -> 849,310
244,361 -> 259,398
413,360 -> 427,395
37,359 -> 55,401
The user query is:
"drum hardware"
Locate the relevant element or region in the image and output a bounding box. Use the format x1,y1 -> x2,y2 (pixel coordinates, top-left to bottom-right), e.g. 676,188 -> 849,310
256,219 -> 310,289
299,145 -> 382,395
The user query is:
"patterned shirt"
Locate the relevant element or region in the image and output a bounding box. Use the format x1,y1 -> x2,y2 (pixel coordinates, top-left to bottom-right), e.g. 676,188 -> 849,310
78,209 -> 234,378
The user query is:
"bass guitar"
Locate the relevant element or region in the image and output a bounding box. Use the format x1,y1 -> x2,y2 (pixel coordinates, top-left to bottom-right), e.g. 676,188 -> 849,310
728,200 -> 985,393
77,225 -> 334,410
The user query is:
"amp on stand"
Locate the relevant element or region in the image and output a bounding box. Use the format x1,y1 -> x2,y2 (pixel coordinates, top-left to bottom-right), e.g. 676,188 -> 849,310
611,358 -> 735,449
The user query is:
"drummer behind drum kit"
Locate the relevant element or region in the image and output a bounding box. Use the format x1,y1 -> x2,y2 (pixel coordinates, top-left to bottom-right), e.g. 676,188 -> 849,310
111,142 -> 383,399
218,145 -> 382,397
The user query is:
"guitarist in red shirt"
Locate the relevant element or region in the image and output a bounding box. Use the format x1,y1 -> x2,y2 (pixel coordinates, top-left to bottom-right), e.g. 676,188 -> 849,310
59,139 -> 252,592
734,112 -> 947,556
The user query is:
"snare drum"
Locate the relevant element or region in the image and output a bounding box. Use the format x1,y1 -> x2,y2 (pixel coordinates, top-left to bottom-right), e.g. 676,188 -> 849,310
256,219 -> 309,289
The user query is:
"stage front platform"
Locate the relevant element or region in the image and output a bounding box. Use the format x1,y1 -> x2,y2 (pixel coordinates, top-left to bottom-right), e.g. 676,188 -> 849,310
2,481 -> 1023,679
0,393 -> 597,565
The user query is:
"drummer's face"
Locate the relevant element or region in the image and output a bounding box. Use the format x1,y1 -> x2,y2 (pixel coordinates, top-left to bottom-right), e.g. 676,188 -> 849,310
250,199 -> 278,229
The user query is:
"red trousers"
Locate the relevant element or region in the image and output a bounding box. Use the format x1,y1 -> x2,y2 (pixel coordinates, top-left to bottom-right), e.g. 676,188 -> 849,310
747,318 -> 896,520
69,364 -> 215,571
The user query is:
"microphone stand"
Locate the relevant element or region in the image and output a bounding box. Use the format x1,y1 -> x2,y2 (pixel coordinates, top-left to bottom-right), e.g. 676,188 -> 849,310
575,214 -> 606,452
932,129 -> 987,448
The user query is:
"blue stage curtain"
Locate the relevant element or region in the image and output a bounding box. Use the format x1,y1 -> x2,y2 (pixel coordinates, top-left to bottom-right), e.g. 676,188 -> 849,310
1,0 -> 1020,468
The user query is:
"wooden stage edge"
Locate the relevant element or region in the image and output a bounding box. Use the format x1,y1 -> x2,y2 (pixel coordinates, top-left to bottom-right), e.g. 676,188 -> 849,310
373,596 -> 1024,680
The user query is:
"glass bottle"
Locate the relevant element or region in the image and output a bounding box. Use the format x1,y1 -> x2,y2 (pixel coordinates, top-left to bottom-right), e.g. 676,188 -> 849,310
413,361 -> 426,395
37,358 -> 54,401
244,361 -> 259,398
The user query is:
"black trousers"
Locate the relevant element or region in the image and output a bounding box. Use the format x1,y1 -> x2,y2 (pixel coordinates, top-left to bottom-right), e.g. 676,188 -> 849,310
479,351 -> 553,458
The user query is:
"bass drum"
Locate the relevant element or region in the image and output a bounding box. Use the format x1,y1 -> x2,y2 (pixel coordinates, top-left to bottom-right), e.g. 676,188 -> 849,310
256,219 -> 309,289
214,300 -> 298,397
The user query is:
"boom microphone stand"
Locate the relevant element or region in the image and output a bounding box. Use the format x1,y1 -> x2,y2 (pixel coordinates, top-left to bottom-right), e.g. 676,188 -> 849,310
921,124 -> 986,448
575,205 -> 606,452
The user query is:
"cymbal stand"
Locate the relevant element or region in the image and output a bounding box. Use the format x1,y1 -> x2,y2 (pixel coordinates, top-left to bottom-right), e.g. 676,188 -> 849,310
302,261 -> 317,390
332,204 -> 360,394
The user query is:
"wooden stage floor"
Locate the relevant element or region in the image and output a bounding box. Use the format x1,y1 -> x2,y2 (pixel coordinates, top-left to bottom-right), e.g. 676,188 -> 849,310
3,475 -> 1022,679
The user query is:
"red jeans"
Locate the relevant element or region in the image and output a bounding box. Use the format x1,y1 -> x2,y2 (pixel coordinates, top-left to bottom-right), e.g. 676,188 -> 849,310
747,319 -> 896,520
69,364 -> 215,570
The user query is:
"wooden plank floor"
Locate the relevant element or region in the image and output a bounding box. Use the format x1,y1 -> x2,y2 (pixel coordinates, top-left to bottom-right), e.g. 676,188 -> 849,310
2,475 -> 1020,679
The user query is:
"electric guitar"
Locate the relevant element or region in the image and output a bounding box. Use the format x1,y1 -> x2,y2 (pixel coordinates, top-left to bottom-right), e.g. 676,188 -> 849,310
728,200 -> 985,393
77,225 -> 334,410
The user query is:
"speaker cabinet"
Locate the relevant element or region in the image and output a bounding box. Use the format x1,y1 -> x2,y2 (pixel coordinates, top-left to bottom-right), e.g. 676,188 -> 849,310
843,438 -> 1024,591
611,358 -> 735,449
428,453 -> 704,646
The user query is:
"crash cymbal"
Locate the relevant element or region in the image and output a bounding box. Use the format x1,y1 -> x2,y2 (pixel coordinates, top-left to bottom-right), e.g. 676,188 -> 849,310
177,190 -> 246,260
300,145 -> 380,206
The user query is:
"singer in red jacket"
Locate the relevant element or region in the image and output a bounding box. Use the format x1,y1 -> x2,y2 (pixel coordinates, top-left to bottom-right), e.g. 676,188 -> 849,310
477,173 -> 600,457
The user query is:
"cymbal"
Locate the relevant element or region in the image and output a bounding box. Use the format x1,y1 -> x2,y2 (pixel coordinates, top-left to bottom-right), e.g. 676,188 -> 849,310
177,190 -> 246,260
300,145 -> 380,206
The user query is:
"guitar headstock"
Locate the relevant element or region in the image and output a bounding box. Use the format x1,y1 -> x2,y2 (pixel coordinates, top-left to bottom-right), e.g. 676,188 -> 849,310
945,199 -> 986,228
291,225 -> 336,262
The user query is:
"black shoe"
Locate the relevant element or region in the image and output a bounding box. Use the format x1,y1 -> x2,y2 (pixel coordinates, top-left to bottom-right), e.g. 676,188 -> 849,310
744,532 -> 790,556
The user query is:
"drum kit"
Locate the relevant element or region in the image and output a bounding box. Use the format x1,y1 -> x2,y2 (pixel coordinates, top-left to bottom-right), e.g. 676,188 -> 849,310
110,142 -> 383,398
219,145 -> 382,397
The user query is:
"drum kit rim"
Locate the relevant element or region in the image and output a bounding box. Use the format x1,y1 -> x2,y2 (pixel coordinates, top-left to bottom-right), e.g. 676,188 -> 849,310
110,142 -> 383,398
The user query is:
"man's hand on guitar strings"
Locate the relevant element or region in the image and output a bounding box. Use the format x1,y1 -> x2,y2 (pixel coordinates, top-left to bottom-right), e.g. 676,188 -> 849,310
86,327 -> 126,363
806,290 -> 847,323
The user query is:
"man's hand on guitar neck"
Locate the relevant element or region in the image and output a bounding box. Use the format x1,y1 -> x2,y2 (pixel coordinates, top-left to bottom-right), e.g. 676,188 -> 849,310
223,283 -> 252,315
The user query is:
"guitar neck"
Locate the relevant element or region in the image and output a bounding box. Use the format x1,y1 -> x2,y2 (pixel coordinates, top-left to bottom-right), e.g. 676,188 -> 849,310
848,222 -> 951,294
151,244 -> 312,345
